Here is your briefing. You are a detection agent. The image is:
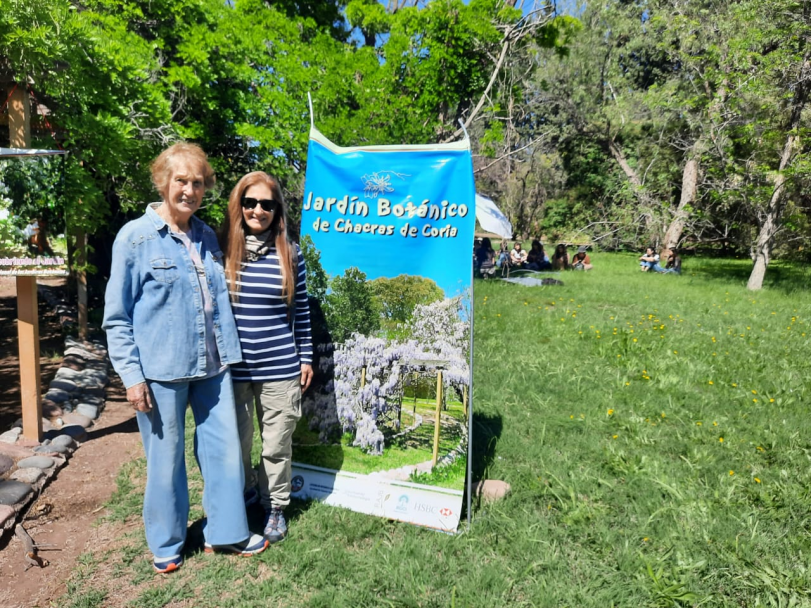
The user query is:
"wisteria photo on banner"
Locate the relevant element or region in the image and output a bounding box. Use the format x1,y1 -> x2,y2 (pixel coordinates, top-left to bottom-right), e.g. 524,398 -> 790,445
295,126 -> 475,532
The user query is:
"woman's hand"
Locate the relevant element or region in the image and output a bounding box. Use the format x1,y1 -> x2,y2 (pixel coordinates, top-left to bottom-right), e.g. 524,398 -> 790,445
300,364 -> 314,393
127,382 -> 153,413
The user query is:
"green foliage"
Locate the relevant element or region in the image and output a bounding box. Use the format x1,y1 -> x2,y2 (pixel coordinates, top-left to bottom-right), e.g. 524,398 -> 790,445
324,266 -> 381,342
370,274 -> 443,324
300,234 -> 329,301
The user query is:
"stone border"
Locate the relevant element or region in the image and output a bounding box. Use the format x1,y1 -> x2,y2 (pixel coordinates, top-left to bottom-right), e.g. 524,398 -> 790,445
0,333 -> 110,543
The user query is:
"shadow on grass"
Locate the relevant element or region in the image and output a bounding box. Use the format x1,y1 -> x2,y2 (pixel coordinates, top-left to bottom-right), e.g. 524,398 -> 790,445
462,411 -> 503,519
470,411 -> 503,482
689,258 -> 811,294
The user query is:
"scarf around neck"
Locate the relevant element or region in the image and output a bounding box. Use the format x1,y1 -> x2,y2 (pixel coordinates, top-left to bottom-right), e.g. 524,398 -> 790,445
244,229 -> 274,262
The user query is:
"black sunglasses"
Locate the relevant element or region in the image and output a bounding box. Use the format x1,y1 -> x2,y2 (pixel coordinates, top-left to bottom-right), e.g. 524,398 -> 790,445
241,197 -> 277,213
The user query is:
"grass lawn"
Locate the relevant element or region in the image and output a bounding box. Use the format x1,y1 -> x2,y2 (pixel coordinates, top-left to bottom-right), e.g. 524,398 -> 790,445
62,252 -> 811,607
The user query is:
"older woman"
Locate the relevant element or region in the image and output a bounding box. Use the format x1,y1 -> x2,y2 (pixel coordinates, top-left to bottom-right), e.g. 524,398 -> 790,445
102,143 -> 268,574
222,171 -> 313,544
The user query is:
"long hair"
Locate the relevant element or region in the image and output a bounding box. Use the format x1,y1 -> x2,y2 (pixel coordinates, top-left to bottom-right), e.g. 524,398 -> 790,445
221,171 -> 296,306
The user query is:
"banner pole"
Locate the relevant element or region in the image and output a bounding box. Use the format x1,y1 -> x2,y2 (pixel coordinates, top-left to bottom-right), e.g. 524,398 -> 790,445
458,118 -> 470,146
307,92 -> 315,131
467,265 -> 474,528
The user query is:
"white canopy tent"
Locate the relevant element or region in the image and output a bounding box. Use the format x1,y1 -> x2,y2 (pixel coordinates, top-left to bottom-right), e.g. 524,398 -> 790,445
474,193 -> 512,239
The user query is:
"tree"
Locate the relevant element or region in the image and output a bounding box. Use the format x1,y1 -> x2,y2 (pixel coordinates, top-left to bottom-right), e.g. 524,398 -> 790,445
370,274 -> 443,324
325,267 -> 381,342
730,0 -> 811,289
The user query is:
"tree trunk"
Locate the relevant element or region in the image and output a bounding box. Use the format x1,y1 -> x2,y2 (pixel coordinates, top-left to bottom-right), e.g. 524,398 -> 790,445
662,153 -> 698,252
606,138 -> 656,231
747,57 -> 810,290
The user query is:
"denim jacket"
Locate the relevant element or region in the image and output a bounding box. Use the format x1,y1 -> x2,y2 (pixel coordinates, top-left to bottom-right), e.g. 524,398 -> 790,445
103,204 -> 242,388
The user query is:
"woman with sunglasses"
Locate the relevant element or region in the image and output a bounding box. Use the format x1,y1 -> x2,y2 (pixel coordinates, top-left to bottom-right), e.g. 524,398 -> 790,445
222,171 -> 313,544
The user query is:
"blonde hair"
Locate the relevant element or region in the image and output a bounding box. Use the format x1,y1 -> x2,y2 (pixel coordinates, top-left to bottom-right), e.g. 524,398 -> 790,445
150,142 -> 216,200
222,171 -> 296,306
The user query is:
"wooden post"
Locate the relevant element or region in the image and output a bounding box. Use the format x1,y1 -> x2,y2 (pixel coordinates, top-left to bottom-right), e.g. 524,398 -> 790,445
360,365 -> 366,389
18,277 -> 42,441
9,85 -> 43,442
431,370 -> 443,466
8,84 -> 31,147
462,384 -> 468,419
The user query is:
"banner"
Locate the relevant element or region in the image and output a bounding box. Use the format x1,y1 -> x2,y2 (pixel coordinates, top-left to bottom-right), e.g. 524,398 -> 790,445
295,128 -> 475,532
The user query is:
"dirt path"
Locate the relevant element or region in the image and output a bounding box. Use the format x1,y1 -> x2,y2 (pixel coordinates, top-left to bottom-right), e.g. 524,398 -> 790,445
0,275 -> 142,607
0,375 -> 140,608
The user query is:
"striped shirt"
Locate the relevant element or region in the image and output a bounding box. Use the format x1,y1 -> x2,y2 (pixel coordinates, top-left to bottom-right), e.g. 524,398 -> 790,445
230,245 -> 313,382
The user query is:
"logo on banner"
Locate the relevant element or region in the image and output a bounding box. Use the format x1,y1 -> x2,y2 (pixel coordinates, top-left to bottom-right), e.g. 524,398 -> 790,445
440,507 -> 453,517
395,495 -> 409,513
291,475 -> 305,493
362,171 -> 410,198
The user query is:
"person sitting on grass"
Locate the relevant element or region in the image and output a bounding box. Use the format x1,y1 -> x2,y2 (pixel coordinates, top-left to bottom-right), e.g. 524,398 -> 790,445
552,244 -> 569,270
526,240 -> 552,271
476,237 -> 497,278
509,241 -> 528,268
639,247 -> 659,272
659,248 -> 682,274
497,239 -> 510,267
571,245 -> 592,270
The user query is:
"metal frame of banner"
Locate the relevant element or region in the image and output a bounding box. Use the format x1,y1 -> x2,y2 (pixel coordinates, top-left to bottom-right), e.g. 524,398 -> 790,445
457,118 -> 474,530
307,92 -> 315,132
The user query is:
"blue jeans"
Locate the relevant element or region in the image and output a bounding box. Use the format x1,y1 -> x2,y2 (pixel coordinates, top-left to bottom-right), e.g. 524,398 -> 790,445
137,369 -> 249,559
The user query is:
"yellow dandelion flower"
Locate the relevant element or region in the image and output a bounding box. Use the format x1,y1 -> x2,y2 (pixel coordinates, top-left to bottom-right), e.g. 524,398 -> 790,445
661,412 -> 666,418
696,421 -> 702,426
769,398 -> 775,403
633,338 -> 638,343
643,537 -> 649,542
751,390 -> 757,394
754,478 -> 761,483
570,415 -> 574,419
756,446 -> 764,451
673,350 -> 678,354
625,382 -> 630,386
753,398 -> 758,403
729,470 -> 734,476
607,409 -> 614,416
719,437 -> 724,443
732,383 -> 737,387
708,381 -> 714,385
713,421 -> 718,426
612,434 -> 618,439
